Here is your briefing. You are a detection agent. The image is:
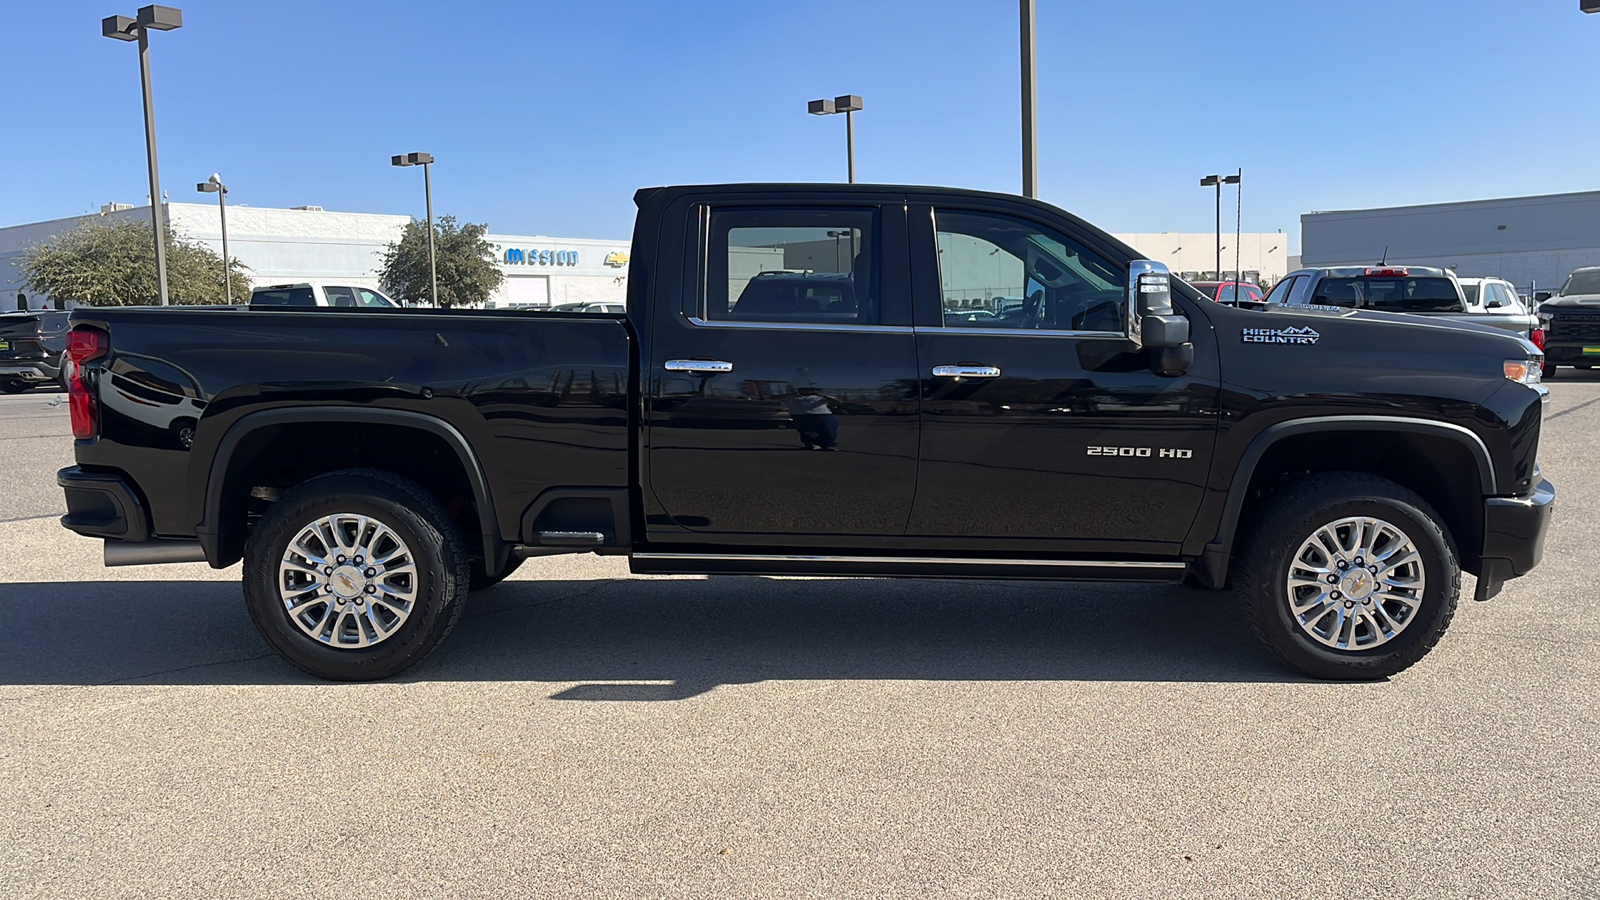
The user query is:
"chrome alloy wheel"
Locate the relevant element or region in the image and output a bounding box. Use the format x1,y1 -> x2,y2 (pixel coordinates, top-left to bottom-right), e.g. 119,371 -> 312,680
1285,516 -> 1426,652
278,513 -> 419,648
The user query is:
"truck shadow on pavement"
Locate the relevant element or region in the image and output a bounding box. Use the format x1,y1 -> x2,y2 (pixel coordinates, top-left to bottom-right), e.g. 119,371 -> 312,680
0,575 -> 1305,692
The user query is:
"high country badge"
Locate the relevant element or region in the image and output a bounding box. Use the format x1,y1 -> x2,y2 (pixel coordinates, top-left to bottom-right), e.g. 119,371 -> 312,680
1242,325 -> 1319,345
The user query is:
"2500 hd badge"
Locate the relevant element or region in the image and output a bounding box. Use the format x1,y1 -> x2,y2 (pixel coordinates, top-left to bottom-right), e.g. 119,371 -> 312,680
1086,446 -> 1194,458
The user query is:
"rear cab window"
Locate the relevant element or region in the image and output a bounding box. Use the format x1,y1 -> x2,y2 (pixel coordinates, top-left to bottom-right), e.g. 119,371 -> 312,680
1307,276 -> 1462,313
252,287 -> 317,307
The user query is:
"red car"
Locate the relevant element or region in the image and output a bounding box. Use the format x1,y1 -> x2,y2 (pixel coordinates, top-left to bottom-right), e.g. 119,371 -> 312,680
1189,280 -> 1265,307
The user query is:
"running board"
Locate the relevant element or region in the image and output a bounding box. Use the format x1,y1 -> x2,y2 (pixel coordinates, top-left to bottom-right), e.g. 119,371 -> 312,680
628,552 -> 1185,582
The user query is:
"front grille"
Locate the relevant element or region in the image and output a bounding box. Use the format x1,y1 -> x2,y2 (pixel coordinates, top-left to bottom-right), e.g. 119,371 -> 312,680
1548,310 -> 1600,342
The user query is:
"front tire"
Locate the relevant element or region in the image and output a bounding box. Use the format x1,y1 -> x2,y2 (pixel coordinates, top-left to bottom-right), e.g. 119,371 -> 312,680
243,469 -> 469,681
1234,472 -> 1459,680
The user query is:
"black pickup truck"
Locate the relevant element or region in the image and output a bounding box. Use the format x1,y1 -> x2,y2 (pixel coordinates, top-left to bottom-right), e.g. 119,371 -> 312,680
57,184 -> 1555,682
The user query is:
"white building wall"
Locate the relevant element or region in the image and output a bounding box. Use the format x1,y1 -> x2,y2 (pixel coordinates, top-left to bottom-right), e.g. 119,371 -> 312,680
1301,190 -> 1600,293
1113,232 -> 1290,284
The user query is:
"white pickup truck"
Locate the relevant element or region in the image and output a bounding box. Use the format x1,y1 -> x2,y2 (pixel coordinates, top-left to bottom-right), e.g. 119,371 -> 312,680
249,282 -> 400,308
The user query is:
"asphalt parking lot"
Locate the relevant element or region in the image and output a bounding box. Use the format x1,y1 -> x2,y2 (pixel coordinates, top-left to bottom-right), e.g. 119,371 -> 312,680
1,378 -> 1597,899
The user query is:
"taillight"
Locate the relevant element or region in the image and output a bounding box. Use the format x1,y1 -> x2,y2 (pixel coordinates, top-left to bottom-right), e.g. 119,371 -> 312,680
67,327 -> 108,439
1531,328 -> 1546,351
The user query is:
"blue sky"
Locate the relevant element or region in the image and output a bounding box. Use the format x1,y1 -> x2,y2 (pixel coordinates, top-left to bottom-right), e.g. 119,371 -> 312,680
4,1 -> 1597,251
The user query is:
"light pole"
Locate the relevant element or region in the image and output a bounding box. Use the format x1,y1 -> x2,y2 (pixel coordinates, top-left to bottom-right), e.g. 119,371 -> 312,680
391,152 -> 437,306
1200,173 -> 1241,279
102,5 -> 183,306
808,95 -> 864,183
196,173 -> 230,302
1020,0 -> 1037,199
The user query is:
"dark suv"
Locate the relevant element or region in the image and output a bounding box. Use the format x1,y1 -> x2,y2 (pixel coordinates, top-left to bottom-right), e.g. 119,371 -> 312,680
0,310 -> 70,393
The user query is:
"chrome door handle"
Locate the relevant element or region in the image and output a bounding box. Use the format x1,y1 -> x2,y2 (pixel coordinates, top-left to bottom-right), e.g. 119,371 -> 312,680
931,365 -> 1001,379
665,359 -> 734,374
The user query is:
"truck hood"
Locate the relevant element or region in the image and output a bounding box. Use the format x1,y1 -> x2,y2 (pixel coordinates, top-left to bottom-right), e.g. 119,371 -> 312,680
1541,294 -> 1600,307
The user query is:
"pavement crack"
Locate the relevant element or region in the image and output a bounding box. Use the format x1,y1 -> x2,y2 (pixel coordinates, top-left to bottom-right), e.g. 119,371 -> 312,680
0,652 -> 280,702
1547,394 -> 1600,420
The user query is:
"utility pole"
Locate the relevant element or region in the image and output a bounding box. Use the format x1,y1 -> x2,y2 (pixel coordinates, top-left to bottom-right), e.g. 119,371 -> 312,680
1021,0 -> 1037,198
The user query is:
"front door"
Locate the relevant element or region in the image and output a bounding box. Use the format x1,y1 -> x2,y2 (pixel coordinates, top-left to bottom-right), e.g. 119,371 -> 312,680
906,203 -> 1220,554
645,200 -> 920,540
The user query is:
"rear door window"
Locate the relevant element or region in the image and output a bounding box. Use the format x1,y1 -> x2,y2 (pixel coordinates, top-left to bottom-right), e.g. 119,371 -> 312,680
705,208 -> 878,325
1263,275 -> 1300,306
324,286 -> 358,308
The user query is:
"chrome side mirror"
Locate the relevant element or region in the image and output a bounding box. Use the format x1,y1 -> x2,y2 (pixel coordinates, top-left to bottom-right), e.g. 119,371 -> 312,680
1127,260 -> 1188,349
1127,259 -> 1192,376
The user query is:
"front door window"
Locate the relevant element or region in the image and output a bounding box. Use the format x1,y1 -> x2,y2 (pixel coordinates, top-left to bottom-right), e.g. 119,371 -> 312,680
934,210 -> 1124,333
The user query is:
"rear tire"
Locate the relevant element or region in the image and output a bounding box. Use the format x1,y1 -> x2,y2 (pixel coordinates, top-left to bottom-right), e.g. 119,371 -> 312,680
0,380 -> 30,394
1541,361 -> 1557,379
1233,472 -> 1459,680
243,469 -> 469,681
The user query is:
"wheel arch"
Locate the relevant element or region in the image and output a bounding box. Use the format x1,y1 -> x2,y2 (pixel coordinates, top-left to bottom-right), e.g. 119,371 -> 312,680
1195,416 -> 1495,587
197,407 -> 502,571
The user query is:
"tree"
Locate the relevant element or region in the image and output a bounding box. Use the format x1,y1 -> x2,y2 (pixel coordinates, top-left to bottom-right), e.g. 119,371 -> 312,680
21,217 -> 250,306
378,216 -> 503,308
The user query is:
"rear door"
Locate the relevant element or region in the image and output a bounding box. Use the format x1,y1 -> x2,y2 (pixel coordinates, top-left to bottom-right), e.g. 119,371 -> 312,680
644,196 -> 921,539
904,201 -> 1220,553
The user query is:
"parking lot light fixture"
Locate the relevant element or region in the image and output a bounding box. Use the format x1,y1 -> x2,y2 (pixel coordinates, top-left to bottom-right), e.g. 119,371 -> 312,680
102,4 -> 184,306
391,152 -> 438,306
1200,173 -> 1241,279
808,95 -> 863,183
196,174 -> 230,302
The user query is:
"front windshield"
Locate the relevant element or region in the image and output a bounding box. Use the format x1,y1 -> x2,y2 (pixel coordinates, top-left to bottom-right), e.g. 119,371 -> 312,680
1559,271 -> 1600,296
1308,276 -> 1462,313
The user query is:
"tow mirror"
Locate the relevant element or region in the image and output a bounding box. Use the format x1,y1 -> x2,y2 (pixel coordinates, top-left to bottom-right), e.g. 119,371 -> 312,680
1127,260 -> 1192,376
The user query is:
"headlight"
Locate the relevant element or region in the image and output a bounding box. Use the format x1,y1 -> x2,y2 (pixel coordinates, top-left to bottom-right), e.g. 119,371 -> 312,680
1504,358 -> 1542,385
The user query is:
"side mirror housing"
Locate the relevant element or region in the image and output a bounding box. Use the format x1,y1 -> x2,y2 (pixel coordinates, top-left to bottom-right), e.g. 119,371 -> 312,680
1127,260 -> 1192,376
1126,259 -> 1175,349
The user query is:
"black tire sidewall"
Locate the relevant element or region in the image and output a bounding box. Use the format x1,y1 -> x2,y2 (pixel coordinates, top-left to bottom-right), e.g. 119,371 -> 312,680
244,477 -> 463,681
1250,491 -> 1457,680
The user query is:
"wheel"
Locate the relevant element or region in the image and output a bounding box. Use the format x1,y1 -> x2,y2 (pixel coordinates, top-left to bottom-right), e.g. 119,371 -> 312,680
1233,472 -> 1459,680
1541,361 -> 1556,380
0,380 -> 31,394
470,555 -> 524,591
56,354 -> 71,392
242,468 -> 470,681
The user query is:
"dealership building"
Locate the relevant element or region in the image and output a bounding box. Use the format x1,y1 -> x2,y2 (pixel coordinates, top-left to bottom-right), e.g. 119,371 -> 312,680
0,202 -> 632,310
1300,189 -> 1600,294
